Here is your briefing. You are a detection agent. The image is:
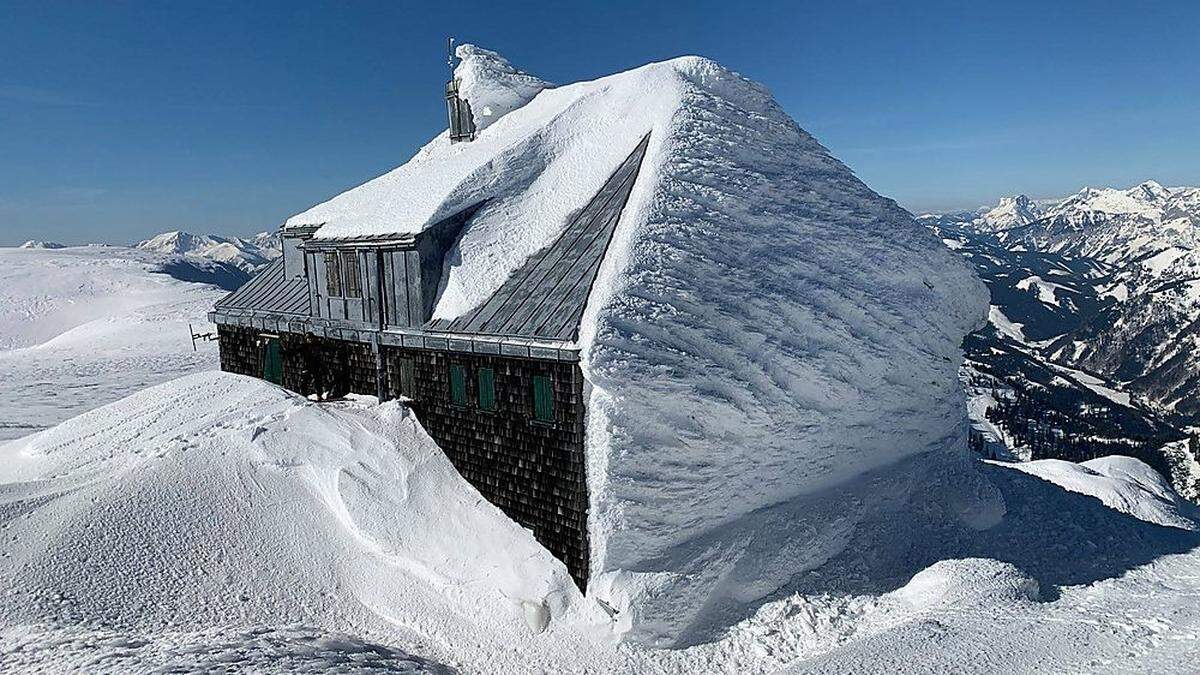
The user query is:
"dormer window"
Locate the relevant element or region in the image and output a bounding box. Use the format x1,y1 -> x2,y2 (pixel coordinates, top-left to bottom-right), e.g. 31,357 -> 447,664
324,252 -> 342,296
342,251 -> 361,298
321,249 -> 361,298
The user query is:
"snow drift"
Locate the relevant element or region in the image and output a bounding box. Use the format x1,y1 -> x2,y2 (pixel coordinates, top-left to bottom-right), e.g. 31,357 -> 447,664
7,380 -> 1199,673
286,45 -> 988,640
1009,456 -> 1200,531
0,373 -> 601,672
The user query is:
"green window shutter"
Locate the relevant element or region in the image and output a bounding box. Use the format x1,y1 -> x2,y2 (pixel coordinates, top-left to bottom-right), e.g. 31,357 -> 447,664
533,375 -> 554,422
450,364 -> 468,406
478,367 -> 496,411
262,338 -> 283,385
397,358 -> 415,398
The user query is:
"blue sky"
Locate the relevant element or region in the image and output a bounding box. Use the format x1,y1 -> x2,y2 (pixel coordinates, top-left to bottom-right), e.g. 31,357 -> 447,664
1,0 -> 1197,246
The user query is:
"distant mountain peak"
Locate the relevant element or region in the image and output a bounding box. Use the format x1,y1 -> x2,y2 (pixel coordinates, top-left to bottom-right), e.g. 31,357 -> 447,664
135,229 -> 281,274
972,194 -> 1043,231
1127,179 -> 1172,203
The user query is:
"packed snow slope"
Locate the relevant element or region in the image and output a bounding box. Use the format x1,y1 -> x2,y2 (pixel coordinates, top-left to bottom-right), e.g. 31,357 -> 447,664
0,245 -> 222,440
5,376 -> 1200,673
287,45 -> 988,640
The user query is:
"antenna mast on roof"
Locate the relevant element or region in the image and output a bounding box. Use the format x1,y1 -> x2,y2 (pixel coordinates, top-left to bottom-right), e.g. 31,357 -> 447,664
447,37 -> 456,75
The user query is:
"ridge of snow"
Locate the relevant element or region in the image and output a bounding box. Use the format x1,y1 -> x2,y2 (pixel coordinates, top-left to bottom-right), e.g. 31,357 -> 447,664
0,373 -> 601,671
1045,183 -> 1166,220
454,43 -> 551,132
1007,456 -> 1199,530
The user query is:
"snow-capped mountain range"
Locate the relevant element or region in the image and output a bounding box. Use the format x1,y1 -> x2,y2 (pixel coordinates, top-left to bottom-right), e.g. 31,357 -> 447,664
18,240 -> 67,249
135,230 -> 281,275
924,180 -> 1200,461
959,180 -> 1200,263
8,230 -> 282,295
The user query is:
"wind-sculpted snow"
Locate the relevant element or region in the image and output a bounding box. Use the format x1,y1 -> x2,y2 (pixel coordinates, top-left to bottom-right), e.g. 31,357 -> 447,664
285,46 -> 988,640
0,373 -> 595,672
5,383 -> 1200,672
569,58 -> 987,638
453,43 -> 551,132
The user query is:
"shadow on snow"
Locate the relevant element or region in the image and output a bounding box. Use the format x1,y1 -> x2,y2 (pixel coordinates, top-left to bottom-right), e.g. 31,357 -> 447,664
636,450 -> 1200,648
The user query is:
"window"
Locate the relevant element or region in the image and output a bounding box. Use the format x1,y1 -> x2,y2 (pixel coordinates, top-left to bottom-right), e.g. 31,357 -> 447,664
324,252 -> 342,297
396,358 -> 416,399
532,375 -> 554,422
450,364 -> 468,406
478,367 -> 496,411
342,251 -> 361,298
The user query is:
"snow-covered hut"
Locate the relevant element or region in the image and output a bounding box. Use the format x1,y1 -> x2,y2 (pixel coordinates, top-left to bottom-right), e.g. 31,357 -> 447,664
210,44 -> 986,633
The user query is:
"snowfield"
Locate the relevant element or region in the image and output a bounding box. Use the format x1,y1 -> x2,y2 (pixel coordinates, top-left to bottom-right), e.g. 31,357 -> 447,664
0,245 -> 223,441
0,374 -> 596,673
3,374 -> 1200,673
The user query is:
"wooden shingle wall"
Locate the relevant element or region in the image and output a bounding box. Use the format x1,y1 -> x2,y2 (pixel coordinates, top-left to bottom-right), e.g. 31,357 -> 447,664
218,326 -> 377,397
385,347 -> 591,590
218,325 -> 264,378
218,326 -> 591,590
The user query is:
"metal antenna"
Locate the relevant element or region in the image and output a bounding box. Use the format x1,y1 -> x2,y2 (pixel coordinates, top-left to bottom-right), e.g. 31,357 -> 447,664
447,37 -> 456,76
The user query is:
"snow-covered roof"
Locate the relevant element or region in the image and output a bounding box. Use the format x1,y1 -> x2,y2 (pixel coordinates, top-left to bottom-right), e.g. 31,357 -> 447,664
214,258 -> 309,317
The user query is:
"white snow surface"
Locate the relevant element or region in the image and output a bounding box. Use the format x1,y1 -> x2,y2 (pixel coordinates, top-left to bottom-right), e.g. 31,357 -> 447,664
6,380 -> 1200,673
1007,456 -> 1200,531
1015,274 -> 1065,306
0,373 -> 598,673
453,43 -> 552,132
287,46 -> 988,640
0,246 -> 221,440
988,304 -> 1028,342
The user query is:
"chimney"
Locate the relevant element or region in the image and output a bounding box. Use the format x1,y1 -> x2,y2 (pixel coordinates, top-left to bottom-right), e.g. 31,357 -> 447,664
445,38 -> 476,143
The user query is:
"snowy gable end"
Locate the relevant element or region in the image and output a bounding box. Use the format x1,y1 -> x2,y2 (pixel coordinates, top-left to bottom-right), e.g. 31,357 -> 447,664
575,56 -> 989,640
210,45 -> 988,641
